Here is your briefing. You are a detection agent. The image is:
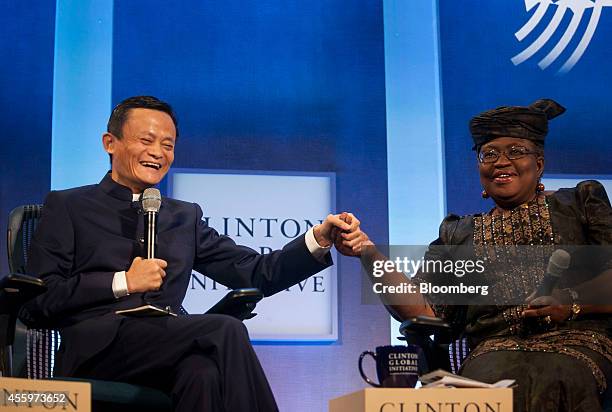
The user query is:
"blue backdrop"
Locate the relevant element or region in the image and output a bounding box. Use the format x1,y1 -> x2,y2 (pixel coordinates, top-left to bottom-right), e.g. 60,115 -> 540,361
111,1 -> 390,409
439,0 -> 612,215
0,2 -> 55,275
2,1 -> 612,410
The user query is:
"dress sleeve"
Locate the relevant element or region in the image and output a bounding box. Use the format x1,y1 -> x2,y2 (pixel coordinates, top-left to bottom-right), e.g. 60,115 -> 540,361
576,180 -> 612,245
576,181 -> 612,273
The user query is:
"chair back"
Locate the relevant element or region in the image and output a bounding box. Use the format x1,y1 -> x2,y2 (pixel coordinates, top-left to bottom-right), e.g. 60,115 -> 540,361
7,204 -> 60,378
6,204 -> 196,378
448,338 -> 470,374
8,205 -> 42,274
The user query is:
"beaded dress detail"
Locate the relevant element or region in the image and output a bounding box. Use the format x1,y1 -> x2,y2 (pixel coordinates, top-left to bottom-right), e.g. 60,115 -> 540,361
466,195 -> 612,393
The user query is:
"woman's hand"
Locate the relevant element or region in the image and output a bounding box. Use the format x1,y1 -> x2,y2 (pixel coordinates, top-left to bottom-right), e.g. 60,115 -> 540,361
313,212 -> 369,256
333,212 -> 369,256
522,294 -> 572,324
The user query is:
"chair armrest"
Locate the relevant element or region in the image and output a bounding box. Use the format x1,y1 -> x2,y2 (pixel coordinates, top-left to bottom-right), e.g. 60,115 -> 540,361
399,316 -> 451,343
0,274 -> 46,377
399,316 -> 453,374
204,288 -> 263,321
1,274 -> 46,308
0,274 -> 46,345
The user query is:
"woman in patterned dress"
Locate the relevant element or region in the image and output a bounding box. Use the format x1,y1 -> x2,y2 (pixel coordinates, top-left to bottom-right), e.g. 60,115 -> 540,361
359,99 -> 612,411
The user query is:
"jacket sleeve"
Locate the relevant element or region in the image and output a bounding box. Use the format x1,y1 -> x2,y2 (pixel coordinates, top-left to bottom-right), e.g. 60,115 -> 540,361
192,204 -> 332,296
20,191 -> 116,327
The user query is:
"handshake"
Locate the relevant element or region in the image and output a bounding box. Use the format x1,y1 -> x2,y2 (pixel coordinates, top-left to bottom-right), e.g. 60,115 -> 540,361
313,212 -> 371,257
127,211 -> 371,294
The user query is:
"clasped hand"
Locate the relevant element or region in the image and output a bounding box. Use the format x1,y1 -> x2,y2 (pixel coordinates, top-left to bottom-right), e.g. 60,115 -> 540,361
313,212 -> 369,256
125,212 -> 368,294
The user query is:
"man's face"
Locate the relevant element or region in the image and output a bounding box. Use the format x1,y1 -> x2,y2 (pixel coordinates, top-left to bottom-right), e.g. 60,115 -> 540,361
103,108 -> 176,193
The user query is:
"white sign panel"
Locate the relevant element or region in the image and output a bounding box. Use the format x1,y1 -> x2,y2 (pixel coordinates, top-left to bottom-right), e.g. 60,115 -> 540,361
169,169 -> 337,342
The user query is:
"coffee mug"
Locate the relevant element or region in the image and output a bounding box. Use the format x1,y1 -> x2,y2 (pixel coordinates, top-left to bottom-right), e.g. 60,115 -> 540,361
358,345 -> 420,388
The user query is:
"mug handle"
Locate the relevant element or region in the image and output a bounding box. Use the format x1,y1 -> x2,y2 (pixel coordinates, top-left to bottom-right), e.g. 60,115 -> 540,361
358,351 -> 381,387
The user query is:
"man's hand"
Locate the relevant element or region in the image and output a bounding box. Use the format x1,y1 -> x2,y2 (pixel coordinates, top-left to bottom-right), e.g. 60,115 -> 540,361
314,212 -> 369,256
125,257 -> 167,293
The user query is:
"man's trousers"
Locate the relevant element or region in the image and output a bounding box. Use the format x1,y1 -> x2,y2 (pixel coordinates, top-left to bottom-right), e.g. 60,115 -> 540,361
69,314 -> 278,412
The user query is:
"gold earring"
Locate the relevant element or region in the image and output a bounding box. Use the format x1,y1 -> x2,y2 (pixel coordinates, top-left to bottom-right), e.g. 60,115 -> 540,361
536,182 -> 545,192
481,189 -> 489,199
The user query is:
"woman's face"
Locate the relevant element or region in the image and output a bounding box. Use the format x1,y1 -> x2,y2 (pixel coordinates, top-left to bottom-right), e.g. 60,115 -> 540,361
478,137 -> 544,209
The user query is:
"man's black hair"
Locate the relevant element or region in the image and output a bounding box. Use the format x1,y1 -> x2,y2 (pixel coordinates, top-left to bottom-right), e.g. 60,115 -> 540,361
106,96 -> 178,163
107,95 -> 179,138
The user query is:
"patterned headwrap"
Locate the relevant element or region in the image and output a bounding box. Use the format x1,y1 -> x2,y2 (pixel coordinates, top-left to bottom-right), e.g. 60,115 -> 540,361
470,99 -> 566,150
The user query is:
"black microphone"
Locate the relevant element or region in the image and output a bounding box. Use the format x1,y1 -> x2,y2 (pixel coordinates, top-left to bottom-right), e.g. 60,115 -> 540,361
142,188 -> 161,259
534,249 -> 571,298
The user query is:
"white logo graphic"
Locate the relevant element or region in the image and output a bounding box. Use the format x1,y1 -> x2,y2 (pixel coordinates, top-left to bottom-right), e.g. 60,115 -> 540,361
512,0 -> 612,73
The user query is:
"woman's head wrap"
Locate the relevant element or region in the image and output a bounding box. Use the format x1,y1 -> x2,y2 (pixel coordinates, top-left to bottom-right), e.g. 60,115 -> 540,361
470,99 -> 565,150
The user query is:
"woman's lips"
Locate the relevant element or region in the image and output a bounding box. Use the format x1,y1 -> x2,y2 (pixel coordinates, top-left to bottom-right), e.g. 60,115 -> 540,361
492,174 -> 515,184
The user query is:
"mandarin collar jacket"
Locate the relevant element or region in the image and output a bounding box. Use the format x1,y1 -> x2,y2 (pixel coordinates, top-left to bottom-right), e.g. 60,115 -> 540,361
22,173 -> 331,375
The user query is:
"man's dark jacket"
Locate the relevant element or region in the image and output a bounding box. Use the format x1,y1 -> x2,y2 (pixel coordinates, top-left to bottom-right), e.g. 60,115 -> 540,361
21,173 -> 331,376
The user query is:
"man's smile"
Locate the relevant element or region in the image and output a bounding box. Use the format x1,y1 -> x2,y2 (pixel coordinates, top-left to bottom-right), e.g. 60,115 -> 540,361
140,161 -> 162,170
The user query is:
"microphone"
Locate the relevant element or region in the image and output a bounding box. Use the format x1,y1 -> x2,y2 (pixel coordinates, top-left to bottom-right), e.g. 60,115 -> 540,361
142,188 -> 162,259
534,249 -> 571,298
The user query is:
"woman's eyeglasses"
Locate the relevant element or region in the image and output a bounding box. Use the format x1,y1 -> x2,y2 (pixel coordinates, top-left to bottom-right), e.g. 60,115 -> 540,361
478,146 -> 539,164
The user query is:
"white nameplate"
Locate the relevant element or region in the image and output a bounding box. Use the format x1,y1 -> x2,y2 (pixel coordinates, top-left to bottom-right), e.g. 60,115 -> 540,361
329,388 -> 513,412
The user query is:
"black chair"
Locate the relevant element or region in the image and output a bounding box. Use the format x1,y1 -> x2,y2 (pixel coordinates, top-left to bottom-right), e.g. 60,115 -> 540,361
2,204 -> 264,411
0,273 -> 46,378
397,315 -> 457,375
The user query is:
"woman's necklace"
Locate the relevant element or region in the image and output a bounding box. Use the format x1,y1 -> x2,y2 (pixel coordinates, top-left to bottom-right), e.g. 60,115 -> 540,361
491,193 -> 543,216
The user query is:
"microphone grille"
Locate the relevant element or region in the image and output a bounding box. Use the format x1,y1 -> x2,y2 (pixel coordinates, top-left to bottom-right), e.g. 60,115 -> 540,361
547,249 -> 571,277
142,188 -> 162,213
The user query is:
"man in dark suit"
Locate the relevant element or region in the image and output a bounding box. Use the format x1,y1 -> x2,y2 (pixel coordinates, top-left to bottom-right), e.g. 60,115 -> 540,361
21,96 -> 367,412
